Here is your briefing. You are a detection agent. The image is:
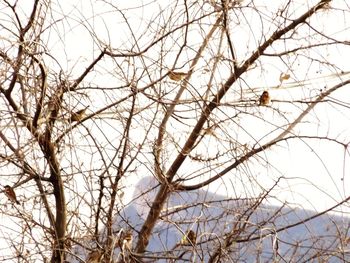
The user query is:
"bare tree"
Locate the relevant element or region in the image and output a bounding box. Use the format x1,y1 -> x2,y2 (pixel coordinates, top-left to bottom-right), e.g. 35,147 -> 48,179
0,0 -> 350,262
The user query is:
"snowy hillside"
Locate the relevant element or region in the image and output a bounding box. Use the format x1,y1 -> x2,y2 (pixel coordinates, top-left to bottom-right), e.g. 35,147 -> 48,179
69,176 -> 350,262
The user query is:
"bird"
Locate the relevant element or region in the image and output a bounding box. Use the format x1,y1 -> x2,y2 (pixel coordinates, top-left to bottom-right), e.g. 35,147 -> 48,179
70,106 -> 89,122
123,231 -> 133,249
168,71 -> 188,81
118,230 -> 133,251
259,91 -> 270,106
181,230 -> 197,245
86,250 -> 103,263
4,185 -> 20,205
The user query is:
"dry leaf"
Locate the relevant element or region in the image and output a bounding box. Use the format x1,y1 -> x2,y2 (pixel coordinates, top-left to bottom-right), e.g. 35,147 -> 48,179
279,73 -> 290,82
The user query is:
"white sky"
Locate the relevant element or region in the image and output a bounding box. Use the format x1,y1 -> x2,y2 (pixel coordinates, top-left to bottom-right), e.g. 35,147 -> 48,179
14,0 -> 350,211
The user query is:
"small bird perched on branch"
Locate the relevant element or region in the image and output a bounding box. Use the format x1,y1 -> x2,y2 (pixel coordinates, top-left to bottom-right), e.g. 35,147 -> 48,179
181,230 -> 197,245
168,71 -> 188,81
118,230 -> 133,251
86,249 -> 103,263
4,185 -> 20,205
70,106 -> 89,122
259,91 -> 270,106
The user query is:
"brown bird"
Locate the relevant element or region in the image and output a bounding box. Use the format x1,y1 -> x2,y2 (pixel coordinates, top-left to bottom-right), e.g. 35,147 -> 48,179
4,185 -> 20,205
70,106 -> 89,122
118,230 -> 133,250
168,71 -> 188,81
86,249 -> 103,263
181,230 -> 197,245
123,231 -> 133,250
259,91 -> 270,106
